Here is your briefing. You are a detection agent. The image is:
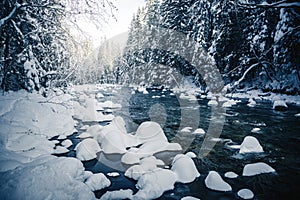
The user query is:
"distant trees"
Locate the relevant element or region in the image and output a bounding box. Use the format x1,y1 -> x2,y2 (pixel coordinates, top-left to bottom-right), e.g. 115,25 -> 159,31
121,0 -> 300,94
0,0 -> 115,92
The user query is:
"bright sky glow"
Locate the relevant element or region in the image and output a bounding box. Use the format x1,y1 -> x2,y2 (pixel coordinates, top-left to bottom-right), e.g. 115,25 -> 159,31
76,0 -> 146,46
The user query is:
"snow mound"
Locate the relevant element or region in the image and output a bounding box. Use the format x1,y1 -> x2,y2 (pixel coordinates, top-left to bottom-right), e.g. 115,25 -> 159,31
134,168 -> 177,200
193,128 -> 205,135
85,173 -> 111,191
76,138 -> 101,161
53,146 -> 69,154
222,99 -> 237,108
205,171 -> 232,192
237,189 -> 254,199
171,154 -> 200,183
135,121 -> 167,143
239,136 -> 264,154
208,99 -> 218,106
181,127 -> 193,133
243,162 -> 275,176
77,132 -> 93,139
98,100 -> 122,109
100,189 -> 133,200
0,156 -> 95,200
61,139 -> 73,148
273,100 -> 288,110
107,172 -> 120,177
224,171 -> 238,178
186,152 -> 197,158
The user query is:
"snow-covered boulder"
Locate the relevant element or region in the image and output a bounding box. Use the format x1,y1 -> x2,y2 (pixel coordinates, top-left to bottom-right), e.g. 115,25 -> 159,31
273,100 -> 288,111
205,171 -> 232,192
77,132 -> 93,139
224,171 -> 238,179
100,189 -> 133,200
181,197 -> 200,200
237,189 -> 254,199
134,168 -> 177,200
208,99 -> 218,106
247,98 -> 256,107
193,128 -> 205,135
186,152 -> 197,158
135,121 -> 168,143
85,173 -> 111,191
243,162 -> 275,176
181,127 -> 193,133
76,138 -> 101,161
171,154 -> 200,183
53,146 -> 69,154
251,128 -> 261,133
61,139 -> 73,148
107,172 -> 120,177
239,136 -> 264,154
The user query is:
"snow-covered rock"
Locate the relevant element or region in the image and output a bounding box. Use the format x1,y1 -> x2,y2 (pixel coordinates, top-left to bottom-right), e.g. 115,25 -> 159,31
76,138 -> 101,161
186,152 -> 197,158
243,162 -> 275,176
98,100 -> 122,109
100,189 -> 133,200
193,128 -> 205,135
181,127 -> 193,133
77,132 -> 93,139
224,171 -> 238,179
208,99 -> 218,106
247,98 -> 256,107
181,196 -> 201,200
53,146 -> 69,154
237,189 -> 254,199
61,139 -> 73,148
171,154 -> 200,183
107,172 -> 120,177
135,121 -> 168,143
0,156 -> 95,200
251,128 -> 261,133
134,169 -> 177,200
273,100 -> 288,110
85,173 -> 111,191
239,136 -> 264,154
205,171 -> 232,192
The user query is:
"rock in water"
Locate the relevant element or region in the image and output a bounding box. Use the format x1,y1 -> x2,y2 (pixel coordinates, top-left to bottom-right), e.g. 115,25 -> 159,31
273,100 -> 288,111
239,136 -> 264,154
205,171 -> 232,192
243,162 -> 275,176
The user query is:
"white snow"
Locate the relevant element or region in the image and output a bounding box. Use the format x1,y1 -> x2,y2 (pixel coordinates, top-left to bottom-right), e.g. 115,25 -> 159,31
205,171 -> 232,192
247,98 -> 256,107
186,152 -> 197,158
295,113 -> 300,117
171,154 -> 200,184
273,100 -> 288,110
239,136 -> 264,154
181,197 -> 200,200
100,189 -> 133,200
77,132 -> 93,139
224,171 -> 238,178
237,189 -> 254,199
193,128 -> 205,135
251,128 -> 261,133
53,146 -> 69,154
243,162 -> 276,176
61,139 -> 73,148
134,168 -> 177,199
208,99 -> 218,106
85,173 -> 111,191
76,138 -> 101,161
181,127 -> 193,133
107,172 -> 120,177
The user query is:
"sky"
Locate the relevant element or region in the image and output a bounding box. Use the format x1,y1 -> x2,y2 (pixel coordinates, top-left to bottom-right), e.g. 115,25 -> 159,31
76,0 -> 146,46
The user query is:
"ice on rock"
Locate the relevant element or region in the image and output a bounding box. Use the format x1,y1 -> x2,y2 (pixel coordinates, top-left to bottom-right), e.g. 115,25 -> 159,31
224,171 -> 238,178
243,162 -> 275,176
171,154 -> 200,184
193,128 -> 205,135
76,138 -> 101,161
205,171 -> 232,192
61,139 -> 73,148
239,136 -> 264,154
237,189 -> 254,199
181,196 -> 201,200
134,168 -> 177,200
100,189 -> 133,200
273,100 -> 288,110
85,173 -> 111,191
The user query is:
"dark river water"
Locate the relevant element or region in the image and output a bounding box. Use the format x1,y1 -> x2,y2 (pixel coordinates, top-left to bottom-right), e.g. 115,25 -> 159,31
56,86 -> 300,200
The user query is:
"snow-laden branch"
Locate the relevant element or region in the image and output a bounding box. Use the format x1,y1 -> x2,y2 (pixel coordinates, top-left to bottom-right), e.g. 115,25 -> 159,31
238,0 -> 300,8
0,2 -> 21,29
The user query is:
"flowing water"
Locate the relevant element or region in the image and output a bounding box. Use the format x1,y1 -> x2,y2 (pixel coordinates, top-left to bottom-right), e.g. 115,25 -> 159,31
56,86 -> 300,200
